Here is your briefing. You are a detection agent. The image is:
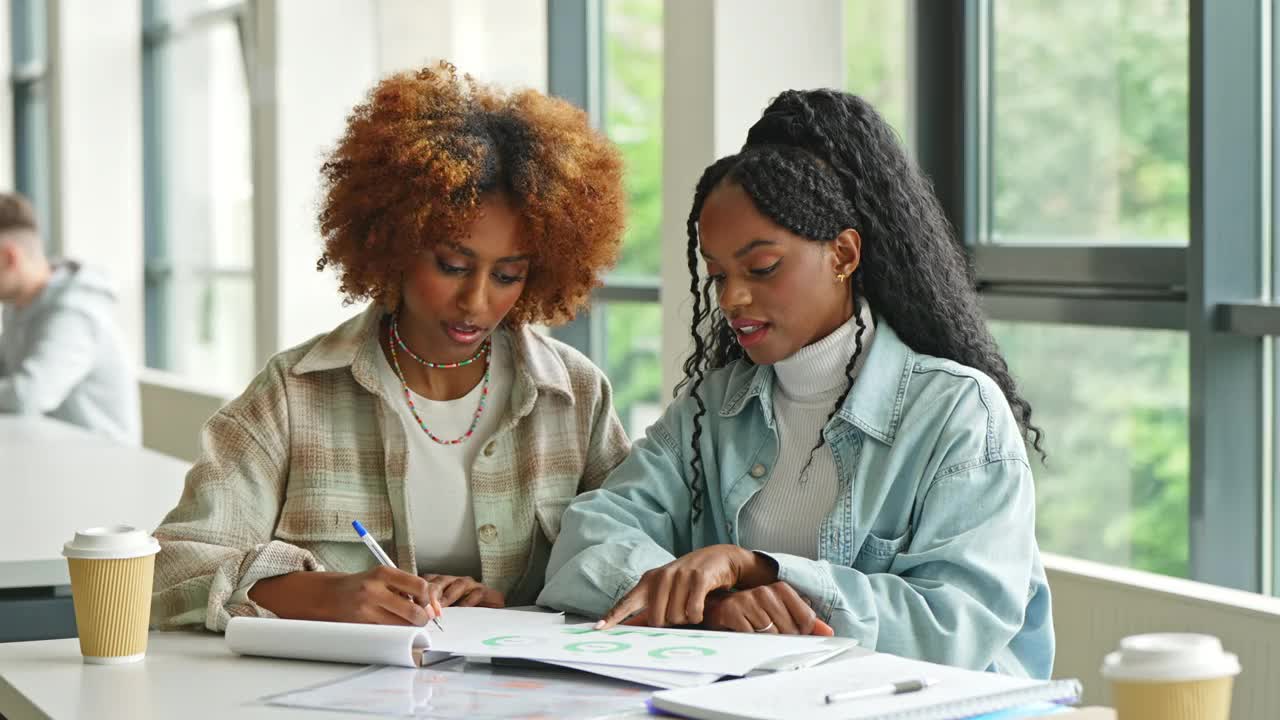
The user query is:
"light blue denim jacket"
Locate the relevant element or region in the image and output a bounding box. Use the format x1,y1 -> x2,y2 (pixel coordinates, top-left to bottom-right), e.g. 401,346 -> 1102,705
539,320 -> 1054,679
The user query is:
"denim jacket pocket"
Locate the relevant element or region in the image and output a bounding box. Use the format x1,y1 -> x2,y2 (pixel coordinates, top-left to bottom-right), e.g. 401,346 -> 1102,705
853,529 -> 911,575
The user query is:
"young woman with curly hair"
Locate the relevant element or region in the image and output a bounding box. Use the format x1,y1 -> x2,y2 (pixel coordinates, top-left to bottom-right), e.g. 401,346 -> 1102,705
152,62 -> 629,631
540,89 -> 1054,678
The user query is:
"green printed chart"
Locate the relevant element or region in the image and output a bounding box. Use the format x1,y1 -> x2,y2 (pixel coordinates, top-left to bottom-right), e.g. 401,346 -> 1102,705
433,622 -> 841,676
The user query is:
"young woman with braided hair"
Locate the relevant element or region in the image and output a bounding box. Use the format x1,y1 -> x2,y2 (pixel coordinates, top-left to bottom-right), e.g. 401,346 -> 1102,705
540,89 -> 1053,678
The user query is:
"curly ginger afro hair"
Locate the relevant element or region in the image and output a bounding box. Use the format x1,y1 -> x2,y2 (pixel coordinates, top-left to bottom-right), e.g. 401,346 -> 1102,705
316,61 -> 625,326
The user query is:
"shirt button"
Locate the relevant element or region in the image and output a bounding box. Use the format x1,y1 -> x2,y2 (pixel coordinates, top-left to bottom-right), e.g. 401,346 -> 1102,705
483,441 -> 496,457
478,524 -> 499,543
750,464 -> 767,478
725,522 -> 733,535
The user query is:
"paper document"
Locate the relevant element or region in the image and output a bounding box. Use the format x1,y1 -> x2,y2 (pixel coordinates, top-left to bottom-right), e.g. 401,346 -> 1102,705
226,607 -> 565,667
261,657 -> 650,719
430,621 -> 853,676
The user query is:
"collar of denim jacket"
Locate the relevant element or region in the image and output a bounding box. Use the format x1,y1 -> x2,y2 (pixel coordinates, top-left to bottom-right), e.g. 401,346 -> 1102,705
719,313 -> 914,446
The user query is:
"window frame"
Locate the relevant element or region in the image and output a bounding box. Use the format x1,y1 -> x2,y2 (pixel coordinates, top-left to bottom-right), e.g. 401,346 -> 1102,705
10,0 -> 53,250
141,0 -> 254,377
547,0 -> 662,426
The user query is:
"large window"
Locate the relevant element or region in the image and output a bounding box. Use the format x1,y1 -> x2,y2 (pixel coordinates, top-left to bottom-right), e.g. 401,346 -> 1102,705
993,322 -> 1189,577
976,0 -> 1193,580
142,0 -> 254,391
606,0 -> 662,281
991,0 -> 1188,244
564,0 -> 664,439
843,0 -> 912,147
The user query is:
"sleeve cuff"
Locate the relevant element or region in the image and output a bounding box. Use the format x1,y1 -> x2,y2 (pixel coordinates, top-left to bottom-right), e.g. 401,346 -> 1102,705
539,541 -> 676,619
207,540 -> 321,631
226,583 -> 280,620
755,551 -> 841,619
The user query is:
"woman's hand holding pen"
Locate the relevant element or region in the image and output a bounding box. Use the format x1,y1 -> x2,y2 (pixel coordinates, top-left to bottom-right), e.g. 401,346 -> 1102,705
595,544 -> 779,629
421,574 -> 505,608
248,567 -> 443,626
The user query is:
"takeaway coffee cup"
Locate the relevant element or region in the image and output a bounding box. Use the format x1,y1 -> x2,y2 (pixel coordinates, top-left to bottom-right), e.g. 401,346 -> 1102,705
1101,633 -> 1240,720
62,525 -> 161,664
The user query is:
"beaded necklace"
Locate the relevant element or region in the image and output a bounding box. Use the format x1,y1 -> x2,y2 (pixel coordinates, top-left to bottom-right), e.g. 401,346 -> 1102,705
386,315 -> 491,446
391,313 -> 487,368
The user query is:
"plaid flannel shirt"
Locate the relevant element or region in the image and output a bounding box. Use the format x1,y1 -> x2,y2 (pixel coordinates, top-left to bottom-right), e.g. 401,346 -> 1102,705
151,305 -> 630,631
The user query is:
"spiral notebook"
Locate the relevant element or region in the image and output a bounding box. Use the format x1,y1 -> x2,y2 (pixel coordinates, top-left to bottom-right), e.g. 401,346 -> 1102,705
649,653 -> 1082,720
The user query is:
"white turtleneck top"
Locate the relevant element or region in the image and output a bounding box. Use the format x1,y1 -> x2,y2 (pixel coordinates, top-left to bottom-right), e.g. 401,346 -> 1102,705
737,299 -> 876,559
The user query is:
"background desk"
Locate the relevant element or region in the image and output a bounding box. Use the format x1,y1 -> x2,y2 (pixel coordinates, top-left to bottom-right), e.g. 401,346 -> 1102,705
0,416 -> 188,642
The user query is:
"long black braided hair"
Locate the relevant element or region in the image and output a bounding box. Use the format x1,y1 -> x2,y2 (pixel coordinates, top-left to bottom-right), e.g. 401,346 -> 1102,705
676,89 -> 1045,520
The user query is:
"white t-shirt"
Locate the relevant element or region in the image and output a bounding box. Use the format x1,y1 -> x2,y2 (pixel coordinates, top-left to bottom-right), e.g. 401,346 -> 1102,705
378,333 -> 511,579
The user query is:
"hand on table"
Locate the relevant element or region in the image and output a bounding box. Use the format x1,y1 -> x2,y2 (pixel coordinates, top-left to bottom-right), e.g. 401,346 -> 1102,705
596,545 -> 779,629
702,582 -> 834,636
420,574 -> 505,608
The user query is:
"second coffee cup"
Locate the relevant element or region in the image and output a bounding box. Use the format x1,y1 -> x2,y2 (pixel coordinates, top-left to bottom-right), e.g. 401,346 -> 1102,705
1101,633 -> 1239,720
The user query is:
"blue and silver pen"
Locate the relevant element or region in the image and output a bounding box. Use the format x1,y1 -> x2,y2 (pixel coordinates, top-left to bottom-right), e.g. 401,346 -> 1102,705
824,677 -> 936,705
352,520 -> 443,631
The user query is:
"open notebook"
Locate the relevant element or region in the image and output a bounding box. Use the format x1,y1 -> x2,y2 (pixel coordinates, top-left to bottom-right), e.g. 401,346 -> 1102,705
649,653 -> 1082,720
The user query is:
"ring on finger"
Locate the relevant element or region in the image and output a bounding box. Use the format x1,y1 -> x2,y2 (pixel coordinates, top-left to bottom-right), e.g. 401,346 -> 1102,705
753,621 -> 775,633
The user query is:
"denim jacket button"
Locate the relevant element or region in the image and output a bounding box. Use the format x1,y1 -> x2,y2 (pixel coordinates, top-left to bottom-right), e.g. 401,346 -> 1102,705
750,464 -> 767,478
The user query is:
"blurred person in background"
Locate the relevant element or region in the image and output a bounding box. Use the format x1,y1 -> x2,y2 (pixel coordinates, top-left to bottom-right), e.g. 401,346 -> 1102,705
0,191 -> 140,444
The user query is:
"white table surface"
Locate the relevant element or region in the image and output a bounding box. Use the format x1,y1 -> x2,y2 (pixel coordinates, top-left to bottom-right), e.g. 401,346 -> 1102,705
0,631 -> 655,720
0,631 -> 1113,720
0,416 -> 189,589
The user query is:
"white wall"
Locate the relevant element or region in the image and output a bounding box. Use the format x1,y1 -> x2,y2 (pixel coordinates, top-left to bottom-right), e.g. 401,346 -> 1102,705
659,0 -> 844,400
47,0 -> 144,362
378,0 -> 547,90
445,0 -> 547,93
138,369 -> 229,462
271,0 -> 379,352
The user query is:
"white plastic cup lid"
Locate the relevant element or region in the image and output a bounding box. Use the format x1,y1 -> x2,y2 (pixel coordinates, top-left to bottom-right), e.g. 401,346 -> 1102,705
62,525 -> 161,560
1101,633 -> 1240,683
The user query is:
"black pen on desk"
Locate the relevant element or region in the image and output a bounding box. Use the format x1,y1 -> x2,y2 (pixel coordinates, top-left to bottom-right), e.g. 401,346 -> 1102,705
823,677 -> 936,705
352,520 -> 444,631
